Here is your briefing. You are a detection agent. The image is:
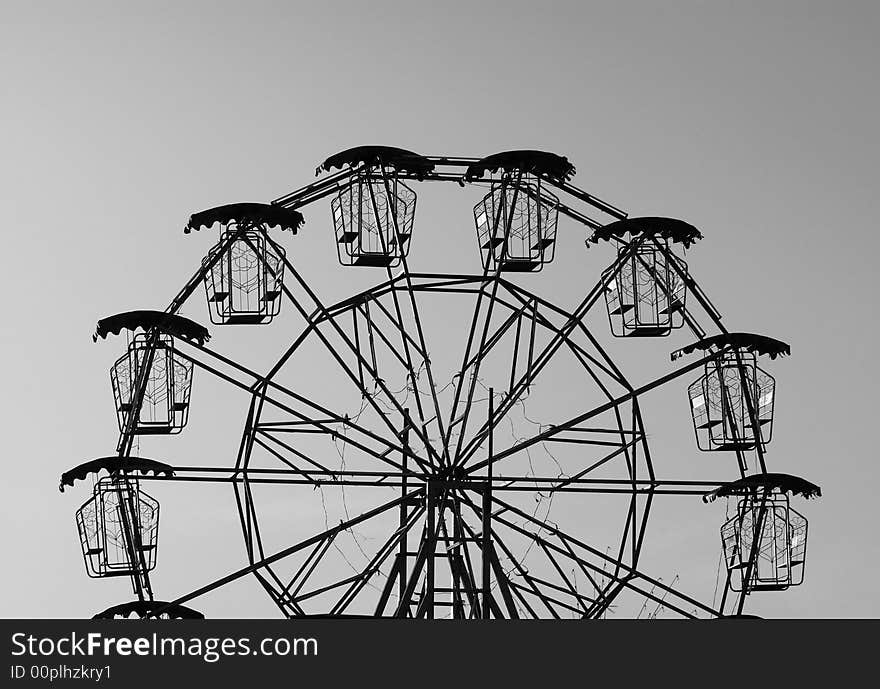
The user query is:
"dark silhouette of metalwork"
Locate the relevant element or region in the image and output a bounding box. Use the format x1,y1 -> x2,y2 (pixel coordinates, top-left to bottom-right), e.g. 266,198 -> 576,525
61,146 -> 819,619
202,231 -> 285,324
110,333 -> 193,435
704,474 -> 819,610
689,349 -> 775,452
721,493 -> 807,592
675,333 -> 789,473
473,178 -> 558,272
76,477 -> 159,578
186,204 -> 300,324
60,457 -> 174,492
92,601 -> 204,620
590,218 -> 699,337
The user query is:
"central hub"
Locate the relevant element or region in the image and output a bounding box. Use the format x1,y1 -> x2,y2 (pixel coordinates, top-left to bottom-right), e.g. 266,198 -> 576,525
426,464 -> 484,505
436,464 -> 466,483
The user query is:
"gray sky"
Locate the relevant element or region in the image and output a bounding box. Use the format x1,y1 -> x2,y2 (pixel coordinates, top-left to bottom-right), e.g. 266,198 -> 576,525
1,0 -> 878,618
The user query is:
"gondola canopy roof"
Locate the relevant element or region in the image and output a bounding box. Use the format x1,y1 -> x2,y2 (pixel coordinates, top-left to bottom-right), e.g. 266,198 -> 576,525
93,601 -> 204,620
60,456 -> 175,492
465,150 -> 576,182
671,332 -> 790,361
316,146 -> 435,178
703,473 -> 821,503
587,217 -> 703,248
93,310 -> 210,345
185,202 -> 304,234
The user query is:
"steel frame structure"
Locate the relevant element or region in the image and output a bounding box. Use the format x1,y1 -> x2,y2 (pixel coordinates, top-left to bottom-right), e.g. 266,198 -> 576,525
65,150 -> 809,619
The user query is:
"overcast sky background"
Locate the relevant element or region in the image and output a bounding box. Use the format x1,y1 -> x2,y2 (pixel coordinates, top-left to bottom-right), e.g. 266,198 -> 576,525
1,1 -> 878,618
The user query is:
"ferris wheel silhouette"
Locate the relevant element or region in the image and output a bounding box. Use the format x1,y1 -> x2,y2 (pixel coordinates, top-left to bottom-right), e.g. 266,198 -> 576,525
61,146 -> 819,619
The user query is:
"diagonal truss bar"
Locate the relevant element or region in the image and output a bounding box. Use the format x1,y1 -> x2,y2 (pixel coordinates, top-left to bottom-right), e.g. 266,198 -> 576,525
172,338 -> 431,475
327,502 -> 425,615
487,494 -> 719,618
466,346 -> 736,475
147,488 -> 424,618
453,243 -> 642,469
446,173 -> 524,464
258,233 -> 445,469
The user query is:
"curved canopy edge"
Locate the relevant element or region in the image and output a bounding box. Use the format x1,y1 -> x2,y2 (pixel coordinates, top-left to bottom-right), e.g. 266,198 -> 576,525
587,217 -> 703,248
93,601 -> 204,620
671,332 -> 790,361
60,456 -> 175,492
185,202 -> 304,234
317,146 -> 435,178
464,150 -> 575,182
703,473 -> 821,503
93,310 -> 210,346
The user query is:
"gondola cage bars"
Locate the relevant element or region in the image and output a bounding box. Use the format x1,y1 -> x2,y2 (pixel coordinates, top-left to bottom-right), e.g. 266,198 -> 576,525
688,349 -> 775,451
704,474 -> 818,595
76,477 -> 159,579
110,332 -> 193,435
466,150 -> 574,273
202,231 -> 285,325
721,492 -> 808,592
587,218 -> 702,338
95,310 -> 209,437
184,203 -> 306,325
673,334 -> 789,453
318,147 -> 431,268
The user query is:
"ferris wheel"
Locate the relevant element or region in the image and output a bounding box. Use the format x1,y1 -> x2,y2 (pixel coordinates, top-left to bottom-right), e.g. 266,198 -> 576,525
61,146 -> 821,619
